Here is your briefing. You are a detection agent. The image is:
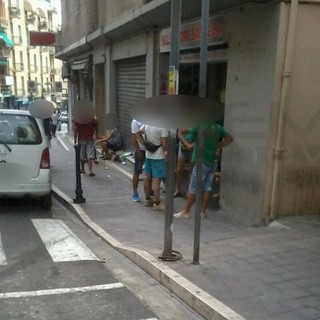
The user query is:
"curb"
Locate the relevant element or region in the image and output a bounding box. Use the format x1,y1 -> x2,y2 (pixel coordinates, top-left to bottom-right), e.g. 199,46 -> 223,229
52,185 -> 246,320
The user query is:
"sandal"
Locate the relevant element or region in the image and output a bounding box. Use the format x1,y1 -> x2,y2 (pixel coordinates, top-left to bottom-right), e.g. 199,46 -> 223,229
173,192 -> 182,198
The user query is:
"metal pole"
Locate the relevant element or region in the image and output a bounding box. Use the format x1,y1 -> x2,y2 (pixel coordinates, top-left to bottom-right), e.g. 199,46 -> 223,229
193,0 -> 209,264
160,0 -> 182,261
74,143 -> 85,203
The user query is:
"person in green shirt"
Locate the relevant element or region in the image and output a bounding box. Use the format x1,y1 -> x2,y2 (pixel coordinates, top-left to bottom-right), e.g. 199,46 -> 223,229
174,123 -> 233,218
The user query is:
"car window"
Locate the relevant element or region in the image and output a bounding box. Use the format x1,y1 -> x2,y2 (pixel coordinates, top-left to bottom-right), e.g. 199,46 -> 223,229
0,114 -> 42,145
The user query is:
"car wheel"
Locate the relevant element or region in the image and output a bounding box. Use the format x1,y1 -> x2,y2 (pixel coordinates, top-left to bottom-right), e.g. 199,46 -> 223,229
41,192 -> 52,210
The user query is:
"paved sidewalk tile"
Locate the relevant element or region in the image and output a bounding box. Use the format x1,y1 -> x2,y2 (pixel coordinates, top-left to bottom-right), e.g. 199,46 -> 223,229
51,136 -> 320,320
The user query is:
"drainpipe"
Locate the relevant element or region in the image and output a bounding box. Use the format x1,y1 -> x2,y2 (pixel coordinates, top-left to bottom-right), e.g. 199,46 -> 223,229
269,0 -> 299,220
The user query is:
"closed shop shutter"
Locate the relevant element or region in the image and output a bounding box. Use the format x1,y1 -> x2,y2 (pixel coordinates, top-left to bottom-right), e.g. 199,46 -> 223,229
116,57 -> 146,150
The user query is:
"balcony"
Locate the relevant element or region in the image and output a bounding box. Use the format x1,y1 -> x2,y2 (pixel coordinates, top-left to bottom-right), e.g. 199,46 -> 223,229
13,36 -> 22,45
40,46 -> 48,52
29,64 -> 37,73
13,63 -> 24,72
9,6 -> 20,18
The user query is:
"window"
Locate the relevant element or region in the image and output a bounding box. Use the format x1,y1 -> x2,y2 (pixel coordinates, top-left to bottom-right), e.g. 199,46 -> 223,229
0,114 -> 42,145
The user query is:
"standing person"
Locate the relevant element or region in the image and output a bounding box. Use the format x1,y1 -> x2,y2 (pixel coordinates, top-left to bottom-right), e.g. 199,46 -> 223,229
174,123 -> 233,218
51,110 -> 58,137
137,125 -> 168,210
74,117 -> 98,177
174,128 -> 194,198
131,119 -> 146,202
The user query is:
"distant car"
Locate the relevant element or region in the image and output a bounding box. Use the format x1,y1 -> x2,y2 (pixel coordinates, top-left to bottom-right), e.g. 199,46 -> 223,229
0,109 -> 52,209
58,112 -> 68,124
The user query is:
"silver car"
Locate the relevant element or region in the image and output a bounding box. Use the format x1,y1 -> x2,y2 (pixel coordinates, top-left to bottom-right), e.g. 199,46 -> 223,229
0,109 -> 52,209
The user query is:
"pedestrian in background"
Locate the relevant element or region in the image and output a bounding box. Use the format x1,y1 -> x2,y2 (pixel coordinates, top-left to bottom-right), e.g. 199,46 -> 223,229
131,119 -> 146,202
50,110 -> 58,137
74,117 -> 99,177
174,123 -> 233,218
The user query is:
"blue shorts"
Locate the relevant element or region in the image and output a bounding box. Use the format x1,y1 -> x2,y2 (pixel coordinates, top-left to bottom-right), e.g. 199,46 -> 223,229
134,150 -> 146,175
144,158 -> 166,179
188,163 -> 217,194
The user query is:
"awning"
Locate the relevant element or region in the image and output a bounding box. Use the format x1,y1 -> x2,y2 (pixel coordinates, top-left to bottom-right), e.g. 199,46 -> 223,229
0,32 -> 13,47
71,59 -> 88,70
24,0 -> 34,12
37,7 -> 46,18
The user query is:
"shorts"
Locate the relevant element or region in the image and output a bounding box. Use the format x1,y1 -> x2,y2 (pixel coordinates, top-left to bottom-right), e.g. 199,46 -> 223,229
134,150 -> 146,175
144,158 -> 166,179
79,140 -> 96,161
188,163 -> 217,194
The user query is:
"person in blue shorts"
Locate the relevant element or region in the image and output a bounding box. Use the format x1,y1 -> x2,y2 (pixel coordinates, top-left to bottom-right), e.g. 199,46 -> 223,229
174,123 -> 233,218
137,125 -> 168,210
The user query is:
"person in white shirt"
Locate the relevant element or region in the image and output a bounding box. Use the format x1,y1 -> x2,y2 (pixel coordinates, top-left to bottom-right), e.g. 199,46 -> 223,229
137,125 -> 168,210
131,119 -> 146,202
50,110 -> 58,137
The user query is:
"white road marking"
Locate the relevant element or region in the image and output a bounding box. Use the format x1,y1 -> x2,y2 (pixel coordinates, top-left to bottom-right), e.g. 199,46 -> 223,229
0,283 -> 124,299
0,233 -> 7,265
32,219 -> 99,262
56,134 -> 69,151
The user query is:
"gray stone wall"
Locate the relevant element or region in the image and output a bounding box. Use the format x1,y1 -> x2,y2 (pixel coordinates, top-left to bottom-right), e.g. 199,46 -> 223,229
219,3 -> 281,225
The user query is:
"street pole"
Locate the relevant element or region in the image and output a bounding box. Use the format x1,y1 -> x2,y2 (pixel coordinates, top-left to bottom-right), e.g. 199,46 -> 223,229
159,0 -> 182,261
74,143 -> 85,203
193,0 -> 209,264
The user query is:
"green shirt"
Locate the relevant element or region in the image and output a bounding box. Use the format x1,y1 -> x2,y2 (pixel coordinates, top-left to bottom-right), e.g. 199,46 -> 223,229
190,124 -> 228,165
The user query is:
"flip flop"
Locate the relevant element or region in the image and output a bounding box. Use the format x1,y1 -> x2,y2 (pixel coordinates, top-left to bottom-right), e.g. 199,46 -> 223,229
173,192 -> 182,198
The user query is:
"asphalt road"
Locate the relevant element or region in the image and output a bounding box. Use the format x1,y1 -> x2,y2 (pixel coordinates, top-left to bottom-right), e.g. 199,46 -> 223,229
0,197 -> 202,320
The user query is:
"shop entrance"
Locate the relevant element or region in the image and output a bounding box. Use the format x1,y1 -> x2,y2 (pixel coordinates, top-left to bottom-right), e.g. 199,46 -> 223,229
179,62 -> 227,121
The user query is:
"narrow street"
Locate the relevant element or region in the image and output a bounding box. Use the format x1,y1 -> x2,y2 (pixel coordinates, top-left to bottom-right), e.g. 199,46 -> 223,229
0,196 -> 202,320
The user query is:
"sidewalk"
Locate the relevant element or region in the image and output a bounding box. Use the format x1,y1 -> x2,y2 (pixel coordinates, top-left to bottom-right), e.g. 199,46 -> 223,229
51,135 -> 320,320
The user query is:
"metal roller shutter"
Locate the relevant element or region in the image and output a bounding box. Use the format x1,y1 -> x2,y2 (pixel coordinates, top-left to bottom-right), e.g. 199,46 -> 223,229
116,57 -> 146,150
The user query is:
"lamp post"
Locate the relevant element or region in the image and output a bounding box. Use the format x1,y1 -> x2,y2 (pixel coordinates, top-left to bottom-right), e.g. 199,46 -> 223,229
73,143 -> 85,203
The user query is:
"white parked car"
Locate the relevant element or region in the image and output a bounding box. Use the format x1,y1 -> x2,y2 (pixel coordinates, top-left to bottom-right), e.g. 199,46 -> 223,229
0,109 -> 52,209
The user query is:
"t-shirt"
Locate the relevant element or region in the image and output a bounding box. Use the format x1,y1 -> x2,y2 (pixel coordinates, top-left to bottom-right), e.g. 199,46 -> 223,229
131,119 -> 145,151
189,123 -> 228,165
74,119 -> 97,141
140,125 -> 168,160
108,128 -> 121,147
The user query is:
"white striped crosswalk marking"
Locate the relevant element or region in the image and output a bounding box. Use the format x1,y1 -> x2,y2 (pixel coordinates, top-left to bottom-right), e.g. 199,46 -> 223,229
0,283 -> 124,299
0,233 -> 7,265
32,219 -> 99,262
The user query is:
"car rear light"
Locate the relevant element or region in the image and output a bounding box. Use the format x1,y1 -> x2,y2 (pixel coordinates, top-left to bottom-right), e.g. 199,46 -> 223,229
40,148 -> 50,169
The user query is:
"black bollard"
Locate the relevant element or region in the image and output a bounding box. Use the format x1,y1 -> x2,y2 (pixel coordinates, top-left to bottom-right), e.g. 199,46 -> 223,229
74,143 -> 85,203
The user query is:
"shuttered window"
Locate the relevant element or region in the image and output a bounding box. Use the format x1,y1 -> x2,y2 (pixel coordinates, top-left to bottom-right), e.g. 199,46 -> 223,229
116,57 -> 146,150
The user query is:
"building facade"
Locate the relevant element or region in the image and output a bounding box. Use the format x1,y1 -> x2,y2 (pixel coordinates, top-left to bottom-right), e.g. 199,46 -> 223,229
56,0 -> 320,226
0,0 -> 66,108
